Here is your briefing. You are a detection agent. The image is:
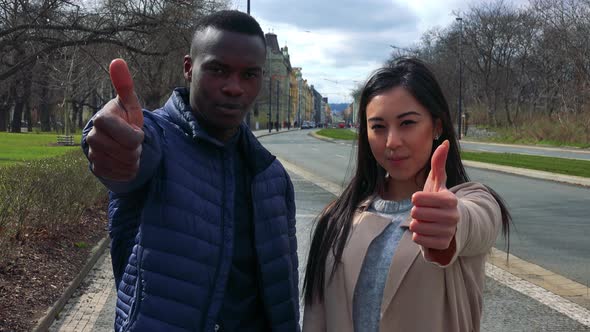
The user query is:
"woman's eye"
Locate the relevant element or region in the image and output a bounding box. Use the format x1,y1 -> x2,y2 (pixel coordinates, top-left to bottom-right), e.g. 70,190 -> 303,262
371,124 -> 384,129
401,120 -> 416,126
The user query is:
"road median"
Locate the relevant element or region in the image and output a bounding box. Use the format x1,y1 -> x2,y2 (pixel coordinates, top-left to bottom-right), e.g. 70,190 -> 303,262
311,130 -> 590,188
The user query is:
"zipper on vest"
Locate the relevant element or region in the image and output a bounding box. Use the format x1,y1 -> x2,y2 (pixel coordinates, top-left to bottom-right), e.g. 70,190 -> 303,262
250,181 -> 273,329
205,149 -> 232,331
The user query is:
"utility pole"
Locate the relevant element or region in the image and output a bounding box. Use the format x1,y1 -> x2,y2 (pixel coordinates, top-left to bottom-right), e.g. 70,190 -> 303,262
268,75 -> 272,133
297,80 -> 301,127
267,39 -> 273,133
245,0 -> 251,128
287,83 -> 291,129
276,80 -> 280,131
456,16 -> 464,139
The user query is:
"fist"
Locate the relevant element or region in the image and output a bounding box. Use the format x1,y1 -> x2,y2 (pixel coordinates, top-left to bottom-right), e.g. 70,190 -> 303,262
86,59 -> 145,181
409,140 -> 460,257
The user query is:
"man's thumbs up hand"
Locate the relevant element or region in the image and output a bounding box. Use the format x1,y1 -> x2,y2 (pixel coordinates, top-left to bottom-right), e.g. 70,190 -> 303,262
86,59 -> 144,181
409,140 -> 460,261
109,59 -> 144,128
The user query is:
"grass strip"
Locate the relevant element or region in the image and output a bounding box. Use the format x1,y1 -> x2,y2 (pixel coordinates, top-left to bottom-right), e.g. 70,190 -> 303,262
316,128 -> 357,140
461,151 -> 590,178
315,130 -> 590,178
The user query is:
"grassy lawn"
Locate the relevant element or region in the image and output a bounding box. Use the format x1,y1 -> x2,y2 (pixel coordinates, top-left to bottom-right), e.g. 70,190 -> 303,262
0,132 -> 80,166
315,129 -> 590,178
461,151 -> 590,178
316,128 -> 357,140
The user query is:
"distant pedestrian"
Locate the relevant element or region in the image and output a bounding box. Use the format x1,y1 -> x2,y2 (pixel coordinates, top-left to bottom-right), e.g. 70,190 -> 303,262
302,58 -> 511,332
83,10 -> 299,332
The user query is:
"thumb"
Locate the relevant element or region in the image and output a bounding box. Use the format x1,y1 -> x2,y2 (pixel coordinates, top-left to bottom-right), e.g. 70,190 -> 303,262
427,140 -> 449,192
109,58 -> 143,128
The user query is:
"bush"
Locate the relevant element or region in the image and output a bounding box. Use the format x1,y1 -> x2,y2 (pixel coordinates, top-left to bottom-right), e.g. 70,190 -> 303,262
469,107 -> 590,148
0,150 -> 106,265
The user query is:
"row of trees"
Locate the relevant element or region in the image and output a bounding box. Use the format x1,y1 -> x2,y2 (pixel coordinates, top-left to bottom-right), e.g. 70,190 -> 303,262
0,0 -> 228,133
387,0 -> 590,128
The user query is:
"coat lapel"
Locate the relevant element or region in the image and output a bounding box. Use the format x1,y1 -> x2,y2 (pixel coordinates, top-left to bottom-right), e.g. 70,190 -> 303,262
342,212 -> 391,315
380,216 -> 420,314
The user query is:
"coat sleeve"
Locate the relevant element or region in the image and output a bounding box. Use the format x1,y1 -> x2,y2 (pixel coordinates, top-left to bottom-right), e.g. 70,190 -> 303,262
284,168 -> 301,330
422,182 -> 503,267
81,110 -> 162,194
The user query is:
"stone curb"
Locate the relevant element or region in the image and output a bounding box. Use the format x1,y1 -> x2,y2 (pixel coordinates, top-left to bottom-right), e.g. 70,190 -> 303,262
310,131 -> 590,188
253,128 -> 299,139
32,237 -> 110,332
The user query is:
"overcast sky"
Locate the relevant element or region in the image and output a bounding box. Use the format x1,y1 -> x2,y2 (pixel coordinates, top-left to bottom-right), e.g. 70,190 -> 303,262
229,0 -> 525,103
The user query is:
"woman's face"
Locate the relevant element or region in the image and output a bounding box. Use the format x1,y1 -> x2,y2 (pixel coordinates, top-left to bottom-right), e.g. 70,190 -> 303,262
366,86 -> 441,199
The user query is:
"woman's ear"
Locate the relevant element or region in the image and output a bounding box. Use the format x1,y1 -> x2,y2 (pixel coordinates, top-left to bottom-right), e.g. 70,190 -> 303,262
434,118 -> 443,138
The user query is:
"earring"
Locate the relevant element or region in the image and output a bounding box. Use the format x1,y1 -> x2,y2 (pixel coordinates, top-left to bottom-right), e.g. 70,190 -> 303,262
434,134 -> 439,141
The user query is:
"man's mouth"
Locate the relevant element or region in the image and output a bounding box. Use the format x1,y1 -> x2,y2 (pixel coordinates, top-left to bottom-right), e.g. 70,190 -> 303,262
217,103 -> 243,110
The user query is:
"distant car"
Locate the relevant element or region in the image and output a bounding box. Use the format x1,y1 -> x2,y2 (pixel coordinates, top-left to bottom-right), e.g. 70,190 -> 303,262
301,121 -> 311,129
338,122 -> 345,128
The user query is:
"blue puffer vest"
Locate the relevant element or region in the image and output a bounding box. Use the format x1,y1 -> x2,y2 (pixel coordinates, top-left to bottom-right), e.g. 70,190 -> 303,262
82,88 -> 300,332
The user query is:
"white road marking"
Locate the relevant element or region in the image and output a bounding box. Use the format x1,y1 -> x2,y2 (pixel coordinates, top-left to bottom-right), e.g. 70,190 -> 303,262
486,263 -> 590,326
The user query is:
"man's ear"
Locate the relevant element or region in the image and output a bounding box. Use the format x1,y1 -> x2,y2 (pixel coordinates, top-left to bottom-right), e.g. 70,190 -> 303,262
183,55 -> 192,82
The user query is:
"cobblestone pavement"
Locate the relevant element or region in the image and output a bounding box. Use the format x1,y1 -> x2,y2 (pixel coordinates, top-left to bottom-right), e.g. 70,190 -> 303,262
49,253 -> 115,332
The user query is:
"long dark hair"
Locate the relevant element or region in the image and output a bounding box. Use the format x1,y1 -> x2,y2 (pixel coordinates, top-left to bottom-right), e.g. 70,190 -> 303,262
303,57 -> 511,304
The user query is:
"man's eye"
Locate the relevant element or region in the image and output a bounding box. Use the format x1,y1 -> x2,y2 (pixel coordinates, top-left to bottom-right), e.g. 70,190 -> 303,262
208,67 -> 225,74
244,72 -> 259,79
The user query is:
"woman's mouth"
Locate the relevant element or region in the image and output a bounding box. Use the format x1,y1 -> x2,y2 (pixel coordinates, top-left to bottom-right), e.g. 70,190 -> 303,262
388,156 -> 409,165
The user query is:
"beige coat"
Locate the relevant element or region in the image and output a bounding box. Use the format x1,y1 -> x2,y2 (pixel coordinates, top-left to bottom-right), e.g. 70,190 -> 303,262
302,182 -> 502,332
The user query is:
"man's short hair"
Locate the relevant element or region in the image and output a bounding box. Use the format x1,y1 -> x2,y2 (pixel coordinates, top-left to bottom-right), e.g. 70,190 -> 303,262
191,10 -> 266,56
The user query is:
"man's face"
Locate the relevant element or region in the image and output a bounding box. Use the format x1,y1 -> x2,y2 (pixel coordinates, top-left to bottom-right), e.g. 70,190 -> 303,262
184,28 -> 266,141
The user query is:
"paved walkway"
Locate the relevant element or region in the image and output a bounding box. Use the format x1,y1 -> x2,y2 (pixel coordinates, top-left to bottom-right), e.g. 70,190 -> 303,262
49,253 -> 115,332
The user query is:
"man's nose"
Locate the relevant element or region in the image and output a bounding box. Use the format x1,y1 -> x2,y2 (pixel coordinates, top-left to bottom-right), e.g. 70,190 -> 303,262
221,75 -> 244,96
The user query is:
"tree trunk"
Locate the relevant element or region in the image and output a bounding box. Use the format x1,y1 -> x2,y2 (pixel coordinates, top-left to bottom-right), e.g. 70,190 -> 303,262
25,102 -> 32,132
0,89 -> 12,132
11,98 -> 24,133
504,98 -> 512,126
10,71 -> 32,133
39,84 -> 51,131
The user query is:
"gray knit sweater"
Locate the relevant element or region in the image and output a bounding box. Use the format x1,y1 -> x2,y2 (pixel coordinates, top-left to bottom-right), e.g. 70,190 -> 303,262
352,197 -> 412,332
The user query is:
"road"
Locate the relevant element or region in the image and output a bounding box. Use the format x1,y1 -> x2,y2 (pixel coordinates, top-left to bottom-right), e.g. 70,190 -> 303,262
49,129 -> 590,331
264,131 -> 590,286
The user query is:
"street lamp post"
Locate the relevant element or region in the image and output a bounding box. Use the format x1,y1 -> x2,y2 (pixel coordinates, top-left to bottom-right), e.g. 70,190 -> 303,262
268,76 -> 272,133
245,0 -> 251,128
456,16 -> 464,139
